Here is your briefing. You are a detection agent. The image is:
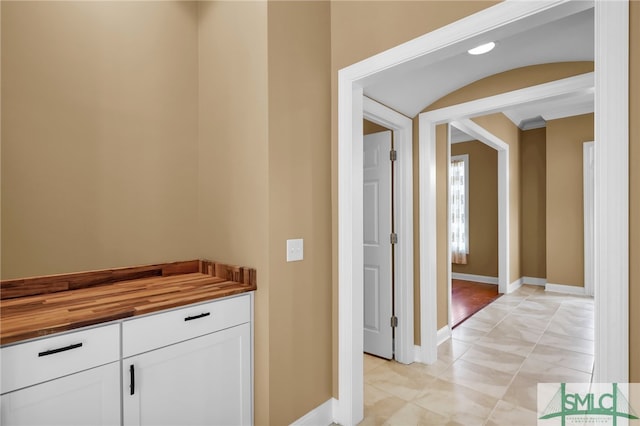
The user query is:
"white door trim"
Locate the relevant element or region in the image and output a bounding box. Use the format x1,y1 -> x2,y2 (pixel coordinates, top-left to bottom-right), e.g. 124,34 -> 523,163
363,97 -> 414,365
593,0 -> 629,384
583,141 -> 595,298
337,2 -> 628,424
418,77 -> 592,366
421,72 -> 594,124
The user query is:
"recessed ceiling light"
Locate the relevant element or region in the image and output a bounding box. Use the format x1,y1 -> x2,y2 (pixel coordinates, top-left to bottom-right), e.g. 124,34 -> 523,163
468,42 -> 496,55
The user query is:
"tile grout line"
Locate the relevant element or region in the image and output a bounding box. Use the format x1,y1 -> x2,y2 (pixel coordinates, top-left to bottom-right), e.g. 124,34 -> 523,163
363,286 -> 595,424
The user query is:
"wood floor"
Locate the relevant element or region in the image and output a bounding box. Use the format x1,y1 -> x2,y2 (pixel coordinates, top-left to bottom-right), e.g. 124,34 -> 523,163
451,279 -> 501,328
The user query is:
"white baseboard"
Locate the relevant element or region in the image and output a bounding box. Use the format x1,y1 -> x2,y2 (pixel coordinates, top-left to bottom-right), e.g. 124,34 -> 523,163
545,283 -> 587,296
522,276 -> 546,286
290,398 -> 337,426
437,325 -> 452,345
451,272 -> 498,285
414,345 -> 422,363
507,278 -> 523,293
413,325 -> 451,363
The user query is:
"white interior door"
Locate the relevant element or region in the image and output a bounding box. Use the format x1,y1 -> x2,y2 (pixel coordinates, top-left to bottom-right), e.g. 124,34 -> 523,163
363,130 -> 393,359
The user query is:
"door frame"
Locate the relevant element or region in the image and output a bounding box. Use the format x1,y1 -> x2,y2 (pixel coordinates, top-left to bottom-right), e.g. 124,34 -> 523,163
420,71 -> 592,356
363,96 -> 414,365
584,141 -> 595,297
446,119 -> 510,332
337,2 -> 628,425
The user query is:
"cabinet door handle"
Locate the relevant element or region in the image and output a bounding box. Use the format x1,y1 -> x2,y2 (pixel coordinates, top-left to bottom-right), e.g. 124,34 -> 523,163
184,312 -> 210,321
38,342 -> 83,357
130,364 -> 135,395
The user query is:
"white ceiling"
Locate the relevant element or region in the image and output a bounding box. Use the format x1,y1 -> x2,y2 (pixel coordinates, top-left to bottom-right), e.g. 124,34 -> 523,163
363,6 -> 595,131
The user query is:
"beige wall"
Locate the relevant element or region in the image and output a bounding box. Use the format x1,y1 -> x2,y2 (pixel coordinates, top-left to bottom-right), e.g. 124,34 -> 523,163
2,2 -> 330,424
1,2 -> 200,279
329,1 -> 498,73
546,114 -> 594,288
436,124 -> 449,329
472,113 -> 521,284
364,119 -> 389,135
197,2 -> 271,423
200,2 -> 333,423
451,141 -> 499,278
520,128 -> 547,279
266,2 -> 332,424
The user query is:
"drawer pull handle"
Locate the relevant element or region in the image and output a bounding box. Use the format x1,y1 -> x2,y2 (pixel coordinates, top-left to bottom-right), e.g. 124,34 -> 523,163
130,364 -> 135,395
184,312 -> 211,322
38,342 -> 83,357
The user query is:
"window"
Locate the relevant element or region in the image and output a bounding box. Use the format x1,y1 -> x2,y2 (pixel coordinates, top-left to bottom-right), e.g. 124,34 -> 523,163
450,155 -> 469,264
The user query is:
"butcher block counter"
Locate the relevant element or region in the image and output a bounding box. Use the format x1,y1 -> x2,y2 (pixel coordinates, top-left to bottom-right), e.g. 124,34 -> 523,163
0,259 -> 257,346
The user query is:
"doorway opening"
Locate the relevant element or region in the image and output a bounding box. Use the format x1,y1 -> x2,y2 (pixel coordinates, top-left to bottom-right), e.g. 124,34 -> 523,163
444,119 -> 510,333
447,123 -> 502,329
337,3 -> 628,425
362,97 -> 414,365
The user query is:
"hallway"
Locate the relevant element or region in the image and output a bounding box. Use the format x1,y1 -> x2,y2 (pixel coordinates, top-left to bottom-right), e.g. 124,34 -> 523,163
362,285 -> 594,425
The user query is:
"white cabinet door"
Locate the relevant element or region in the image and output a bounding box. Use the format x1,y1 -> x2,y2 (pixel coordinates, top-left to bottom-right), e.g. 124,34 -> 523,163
123,323 -> 251,426
0,362 -> 120,426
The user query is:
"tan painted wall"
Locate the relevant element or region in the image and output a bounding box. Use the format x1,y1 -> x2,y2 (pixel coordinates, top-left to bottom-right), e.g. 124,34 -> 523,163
364,119 -> 389,135
329,1 -> 498,73
472,113 -> 521,284
545,114 -> 594,288
266,2 -> 332,424
200,2 -> 333,423
520,128 -> 547,279
451,141 -> 499,278
630,0 -> 639,384
436,125 -> 449,329
3,2 -> 330,423
1,2 -> 200,279
196,2 -> 271,423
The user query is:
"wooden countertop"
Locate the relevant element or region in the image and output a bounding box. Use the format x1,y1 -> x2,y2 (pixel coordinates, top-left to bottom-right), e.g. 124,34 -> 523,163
0,260 -> 256,346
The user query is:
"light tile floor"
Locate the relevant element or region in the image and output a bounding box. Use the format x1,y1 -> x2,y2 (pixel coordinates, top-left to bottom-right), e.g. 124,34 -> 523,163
362,285 -> 594,425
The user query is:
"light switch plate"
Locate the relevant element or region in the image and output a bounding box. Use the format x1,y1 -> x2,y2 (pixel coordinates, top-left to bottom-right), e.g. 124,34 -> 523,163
286,239 -> 304,262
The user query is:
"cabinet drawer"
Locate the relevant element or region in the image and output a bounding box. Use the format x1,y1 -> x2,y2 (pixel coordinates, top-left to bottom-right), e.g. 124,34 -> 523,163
122,294 -> 250,357
1,324 -> 120,394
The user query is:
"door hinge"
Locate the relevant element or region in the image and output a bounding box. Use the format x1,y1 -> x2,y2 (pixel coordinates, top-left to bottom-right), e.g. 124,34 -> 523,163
390,149 -> 397,161
390,316 -> 398,328
390,233 -> 398,244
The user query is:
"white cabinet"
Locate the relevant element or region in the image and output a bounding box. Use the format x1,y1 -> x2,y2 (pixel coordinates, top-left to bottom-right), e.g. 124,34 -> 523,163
123,323 -> 251,426
0,363 -> 120,426
0,325 -> 120,426
122,294 -> 252,426
0,293 -> 253,426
